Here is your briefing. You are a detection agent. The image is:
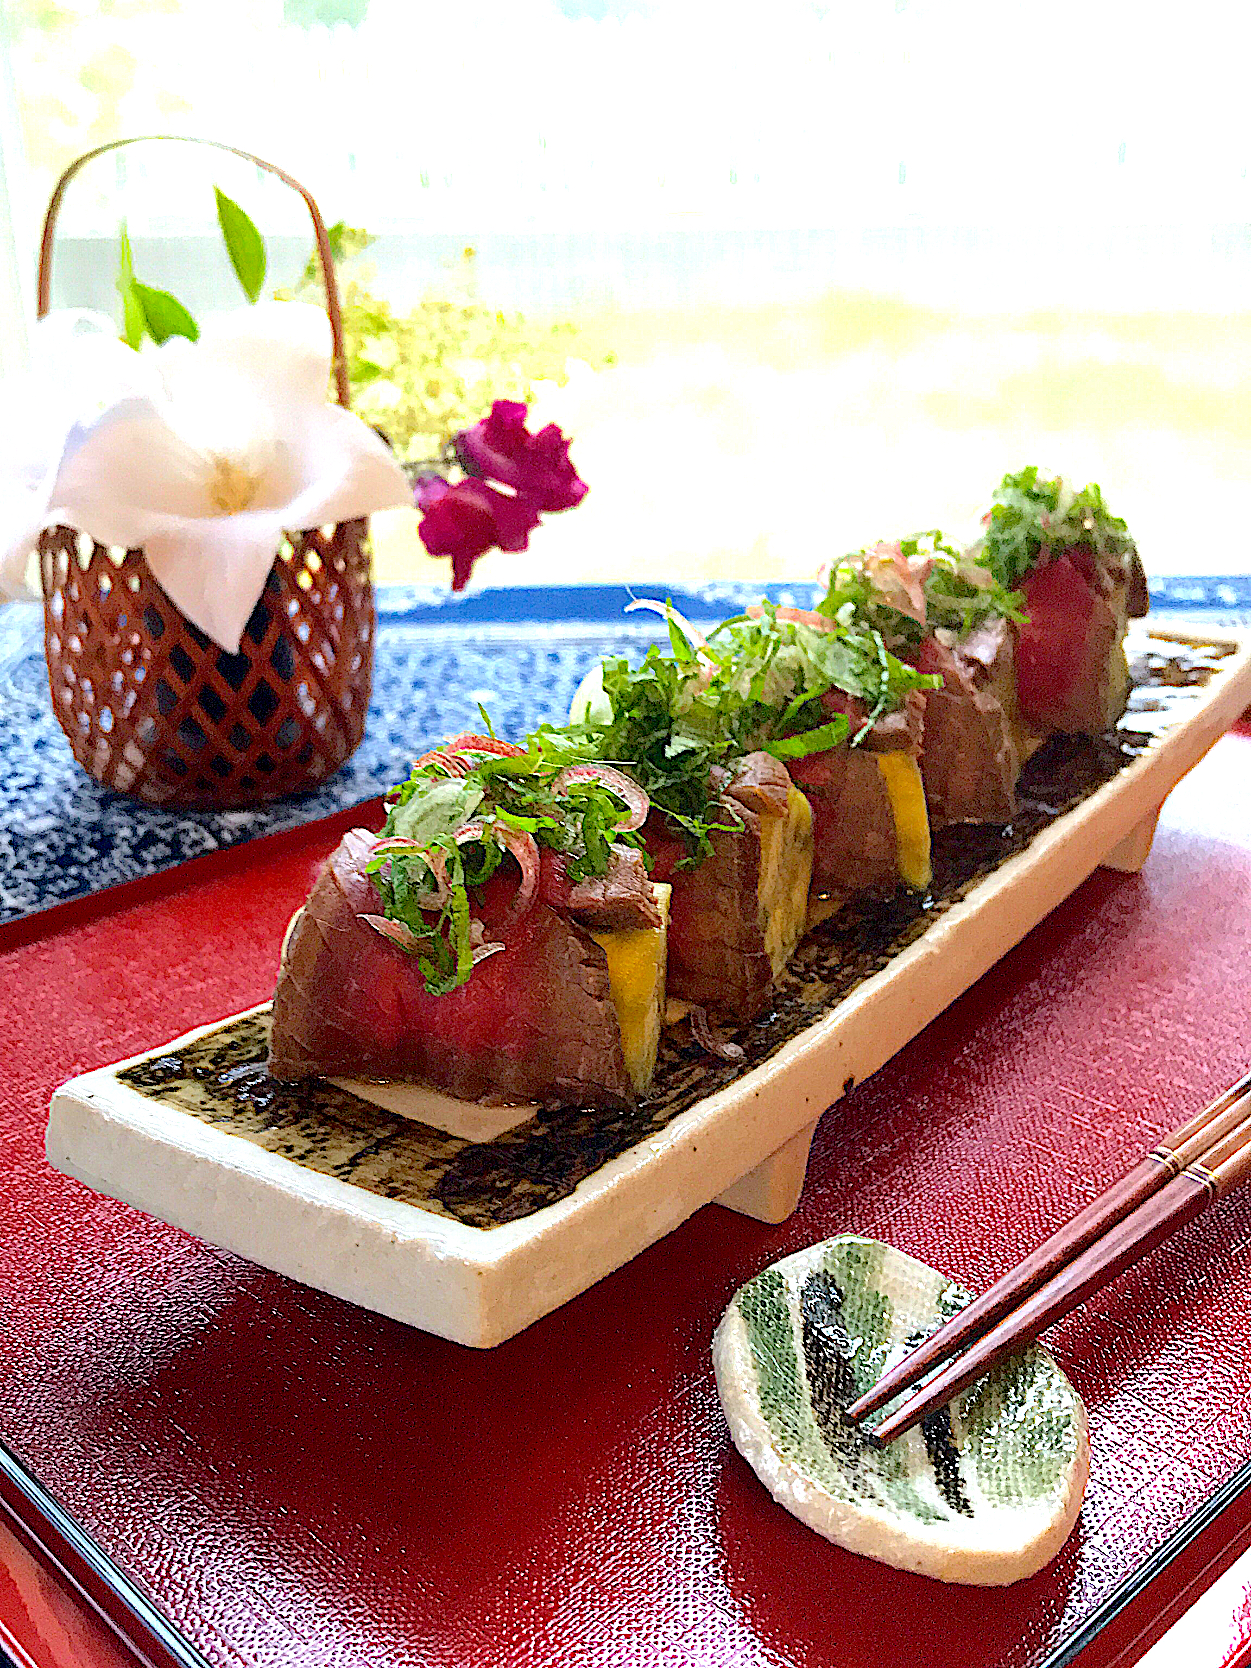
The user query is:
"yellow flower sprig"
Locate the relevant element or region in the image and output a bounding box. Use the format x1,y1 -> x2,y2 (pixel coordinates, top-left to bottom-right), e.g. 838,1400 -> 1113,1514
279,226 -> 605,463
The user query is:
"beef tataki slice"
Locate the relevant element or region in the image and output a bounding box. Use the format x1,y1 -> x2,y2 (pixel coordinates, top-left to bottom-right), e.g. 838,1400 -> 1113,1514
645,754 -> 812,1024
646,811 -> 772,1023
1127,550 -> 1150,618
1016,553 -> 1131,735
722,751 -> 793,816
789,745 -> 899,894
914,624 -> 1021,827
538,844 -> 661,931
788,693 -> 930,894
269,829 -> 634,1107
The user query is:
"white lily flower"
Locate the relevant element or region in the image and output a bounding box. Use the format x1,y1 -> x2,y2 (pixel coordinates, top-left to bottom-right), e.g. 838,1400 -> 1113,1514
48,302 -> 413,654
0,310 -> 156,604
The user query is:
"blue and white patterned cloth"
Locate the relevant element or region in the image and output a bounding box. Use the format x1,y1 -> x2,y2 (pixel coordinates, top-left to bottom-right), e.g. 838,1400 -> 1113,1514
1,576 -> 1246,925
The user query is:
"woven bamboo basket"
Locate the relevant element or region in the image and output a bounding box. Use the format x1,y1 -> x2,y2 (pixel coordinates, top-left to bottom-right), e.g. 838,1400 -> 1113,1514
37,137 -> 376,809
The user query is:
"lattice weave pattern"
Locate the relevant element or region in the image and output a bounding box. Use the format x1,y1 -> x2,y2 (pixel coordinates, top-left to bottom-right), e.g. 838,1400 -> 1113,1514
40,522 -> 374,808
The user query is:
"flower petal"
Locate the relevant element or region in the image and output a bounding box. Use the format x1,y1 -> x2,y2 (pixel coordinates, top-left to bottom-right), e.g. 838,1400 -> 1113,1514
160,302 -> 332,409
138,510 -> 290,654
457,399 -> 587,512
47,396 -> 410,652
36,310 -> 158,411
415,475 -> 541,591
25,305 -> 410,650
48,398 -> 224,536
0,312 -> 156,597
267,405 -> 413,528
0,490 -> 49,603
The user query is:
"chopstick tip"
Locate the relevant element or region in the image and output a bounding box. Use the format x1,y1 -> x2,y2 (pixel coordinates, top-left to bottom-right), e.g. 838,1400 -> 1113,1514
839,1403 -> 888,1448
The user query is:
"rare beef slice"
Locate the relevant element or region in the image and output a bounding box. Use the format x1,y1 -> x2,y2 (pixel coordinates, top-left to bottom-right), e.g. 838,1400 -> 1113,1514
645,753 -> 812,1024
914,619 -> 1021,827
788,691 -> 930,894
270,828 -> 634,1107
789,746 -> 899,894
1015,551 -> 1133,735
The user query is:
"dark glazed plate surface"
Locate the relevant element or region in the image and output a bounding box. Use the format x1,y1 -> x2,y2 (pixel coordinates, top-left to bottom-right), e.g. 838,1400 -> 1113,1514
117,637 -> 1223,1231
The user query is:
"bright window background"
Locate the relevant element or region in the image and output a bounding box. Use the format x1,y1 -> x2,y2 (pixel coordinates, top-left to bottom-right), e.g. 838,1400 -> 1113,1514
3,0 -> 1249,588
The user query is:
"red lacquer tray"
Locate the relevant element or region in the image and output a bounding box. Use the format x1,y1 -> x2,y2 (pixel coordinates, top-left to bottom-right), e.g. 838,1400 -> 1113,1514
3,733 -> 1251,1668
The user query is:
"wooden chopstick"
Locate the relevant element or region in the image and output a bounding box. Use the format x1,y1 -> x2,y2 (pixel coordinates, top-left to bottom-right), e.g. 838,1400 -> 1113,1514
865,1095 -> 1251,1446
842,1073 -> 1251,1439
846,1069 -> 1251,1427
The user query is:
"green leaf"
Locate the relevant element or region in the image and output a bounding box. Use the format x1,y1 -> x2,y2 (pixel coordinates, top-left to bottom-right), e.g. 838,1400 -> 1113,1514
116,222 -> 144,349
765,717 -> 851,759
667,611 -> 695,663
131,282 -> 200,346
117,220 -> 135,285
214,186 -> 267,304
115,220 -> 199,348
120,285 -> 146,351
389,778 -> 483,844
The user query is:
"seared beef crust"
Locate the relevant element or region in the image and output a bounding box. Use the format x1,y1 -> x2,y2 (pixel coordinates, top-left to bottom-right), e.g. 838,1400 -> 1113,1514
645,753 -> 792,1022
789,747 -> 900,895
539,845 -> 661,931
270,829 -> 634,1107
915,620 -> 1021,827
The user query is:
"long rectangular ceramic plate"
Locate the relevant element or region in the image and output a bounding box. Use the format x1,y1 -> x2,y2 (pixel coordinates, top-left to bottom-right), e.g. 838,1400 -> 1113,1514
46,628 -> 1251,1347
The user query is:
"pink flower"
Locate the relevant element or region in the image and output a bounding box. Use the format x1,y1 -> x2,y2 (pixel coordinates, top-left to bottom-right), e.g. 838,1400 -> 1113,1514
414,400 -> 586,590
415,474 -> 541,591
456,399 -> 587,512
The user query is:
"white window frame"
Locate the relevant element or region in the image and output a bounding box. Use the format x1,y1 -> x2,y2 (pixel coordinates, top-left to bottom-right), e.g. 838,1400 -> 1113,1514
0,30 -> 31,376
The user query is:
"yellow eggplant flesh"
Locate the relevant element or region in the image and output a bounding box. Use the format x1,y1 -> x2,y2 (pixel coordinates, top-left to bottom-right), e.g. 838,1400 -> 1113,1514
875,753 -> 932,892
757,785 -> 815,976
591,883 -> 671,1093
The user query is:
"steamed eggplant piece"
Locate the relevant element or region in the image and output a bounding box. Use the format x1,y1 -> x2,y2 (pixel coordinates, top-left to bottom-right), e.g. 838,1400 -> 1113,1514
270,829 -> 637,1107
645,753 -> 813,1024
589,883 -> 671,1093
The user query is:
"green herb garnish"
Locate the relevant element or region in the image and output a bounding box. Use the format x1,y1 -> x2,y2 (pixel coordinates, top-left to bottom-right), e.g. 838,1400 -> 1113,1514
978,466 -> 1136,590
369,734 -> 645,994
370,599 -> 940,989
820,529 -> 1026,652
579,601 -> 937,861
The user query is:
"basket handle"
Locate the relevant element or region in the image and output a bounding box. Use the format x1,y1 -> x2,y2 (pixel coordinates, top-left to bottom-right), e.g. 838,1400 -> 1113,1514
36,135 -> 351,408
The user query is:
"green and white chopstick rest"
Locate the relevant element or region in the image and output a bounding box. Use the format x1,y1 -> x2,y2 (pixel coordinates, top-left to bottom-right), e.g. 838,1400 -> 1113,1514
713,1236 -> 1089,1585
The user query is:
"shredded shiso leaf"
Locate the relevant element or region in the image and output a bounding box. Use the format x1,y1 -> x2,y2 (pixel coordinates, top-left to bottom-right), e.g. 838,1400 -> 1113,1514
977,466 -> 1137,590
821,530 -> 1026,654
371,601 -> 937,991
580,600 -> 937,861
370,735 -> 643,994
